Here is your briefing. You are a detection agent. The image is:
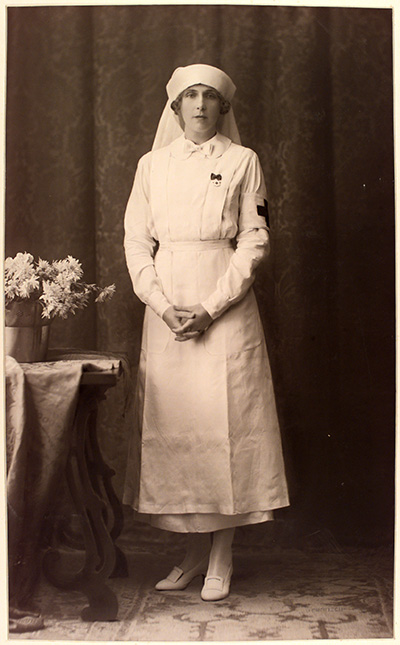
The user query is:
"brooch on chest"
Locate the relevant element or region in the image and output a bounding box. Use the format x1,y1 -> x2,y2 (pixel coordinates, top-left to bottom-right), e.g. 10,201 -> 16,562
210,173 -> 222,187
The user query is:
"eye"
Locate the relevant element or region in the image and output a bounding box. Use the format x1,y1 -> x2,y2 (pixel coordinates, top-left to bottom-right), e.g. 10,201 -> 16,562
184,90 -> 197,98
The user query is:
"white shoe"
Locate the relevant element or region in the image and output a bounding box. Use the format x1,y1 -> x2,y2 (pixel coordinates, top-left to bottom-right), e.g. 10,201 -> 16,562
155,555 -> 208,591
201,563 -> 233,601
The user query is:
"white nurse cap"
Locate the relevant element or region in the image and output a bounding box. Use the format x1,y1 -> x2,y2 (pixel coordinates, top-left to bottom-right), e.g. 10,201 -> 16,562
166,64 -> 237,103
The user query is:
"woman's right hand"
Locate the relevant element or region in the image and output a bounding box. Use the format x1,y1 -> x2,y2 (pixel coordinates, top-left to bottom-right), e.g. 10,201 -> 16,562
162,306 -> 195,335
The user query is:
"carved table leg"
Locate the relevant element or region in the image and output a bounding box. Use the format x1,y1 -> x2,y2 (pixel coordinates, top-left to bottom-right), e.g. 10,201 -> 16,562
86,412 -> 129,579
43,384 -> 123,621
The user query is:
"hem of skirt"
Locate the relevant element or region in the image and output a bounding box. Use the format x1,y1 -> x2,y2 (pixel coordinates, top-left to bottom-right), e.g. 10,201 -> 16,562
122,498 -> 290,515
132,510 -> 276,533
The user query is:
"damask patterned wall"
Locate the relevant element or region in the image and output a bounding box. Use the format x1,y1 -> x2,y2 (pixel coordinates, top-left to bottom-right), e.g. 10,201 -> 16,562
6,6 -> 394,546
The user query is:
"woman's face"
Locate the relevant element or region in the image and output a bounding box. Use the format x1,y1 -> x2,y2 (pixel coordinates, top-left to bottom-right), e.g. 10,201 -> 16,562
179,84 -> 221,143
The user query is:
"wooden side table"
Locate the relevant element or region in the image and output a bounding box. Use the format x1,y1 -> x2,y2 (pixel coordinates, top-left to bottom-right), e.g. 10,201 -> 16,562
42,369 -> 128,621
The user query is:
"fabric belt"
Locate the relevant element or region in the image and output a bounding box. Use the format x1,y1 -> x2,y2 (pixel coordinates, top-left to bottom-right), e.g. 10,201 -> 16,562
159,239 -> 232,252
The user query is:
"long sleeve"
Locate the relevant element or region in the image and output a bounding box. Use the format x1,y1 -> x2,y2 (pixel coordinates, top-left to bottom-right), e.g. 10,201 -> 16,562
124,155 -> 171,319
201,150 -> 270,320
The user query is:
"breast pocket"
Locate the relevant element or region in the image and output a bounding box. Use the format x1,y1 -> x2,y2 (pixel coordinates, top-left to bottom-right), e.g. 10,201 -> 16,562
203,288 -> 263,356
142,306 -> 171,354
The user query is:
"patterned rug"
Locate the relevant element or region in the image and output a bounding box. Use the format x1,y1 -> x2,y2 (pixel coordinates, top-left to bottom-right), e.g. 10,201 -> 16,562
9,547 -> 393,641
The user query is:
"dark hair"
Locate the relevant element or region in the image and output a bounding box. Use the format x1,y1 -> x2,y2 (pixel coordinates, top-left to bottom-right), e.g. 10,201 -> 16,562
171,87 -> 231,116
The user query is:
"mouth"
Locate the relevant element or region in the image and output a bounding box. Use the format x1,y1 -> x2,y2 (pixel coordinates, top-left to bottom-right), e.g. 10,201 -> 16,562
195,115 -> 207,119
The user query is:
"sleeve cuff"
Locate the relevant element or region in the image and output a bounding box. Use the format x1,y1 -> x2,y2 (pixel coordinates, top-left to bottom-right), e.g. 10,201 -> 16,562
147,291 -> 171,318
201,291 -> 230,320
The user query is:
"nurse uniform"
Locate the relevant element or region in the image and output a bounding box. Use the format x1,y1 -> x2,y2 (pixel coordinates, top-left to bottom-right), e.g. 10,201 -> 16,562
123,65 -> 289,533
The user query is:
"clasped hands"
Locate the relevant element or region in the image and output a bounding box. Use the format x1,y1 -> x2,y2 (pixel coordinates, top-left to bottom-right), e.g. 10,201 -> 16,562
162,304 -> 213,342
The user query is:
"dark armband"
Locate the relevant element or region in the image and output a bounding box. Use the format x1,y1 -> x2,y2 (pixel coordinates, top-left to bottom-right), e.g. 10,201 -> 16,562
257,199 -> 270,230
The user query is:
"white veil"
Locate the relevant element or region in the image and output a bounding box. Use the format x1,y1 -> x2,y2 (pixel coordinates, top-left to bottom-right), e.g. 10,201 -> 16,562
152,64 -> 241,150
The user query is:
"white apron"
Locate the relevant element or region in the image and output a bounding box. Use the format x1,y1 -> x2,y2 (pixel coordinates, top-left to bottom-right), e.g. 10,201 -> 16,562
123,134 -> 289,532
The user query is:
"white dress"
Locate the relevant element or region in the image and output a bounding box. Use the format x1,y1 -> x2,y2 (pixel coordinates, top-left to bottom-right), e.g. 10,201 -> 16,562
123,132 -> 289,532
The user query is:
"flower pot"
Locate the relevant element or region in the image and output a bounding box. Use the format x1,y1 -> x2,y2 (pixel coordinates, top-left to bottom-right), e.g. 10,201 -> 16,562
5,301 -> 51,363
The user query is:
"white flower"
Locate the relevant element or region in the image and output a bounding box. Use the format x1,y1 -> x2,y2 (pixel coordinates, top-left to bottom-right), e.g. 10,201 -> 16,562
5,252 -> 115,319
95,284 -> 116,303
37,258 -> 53,279
18,275 -> 40,298
66,255 -> 83,275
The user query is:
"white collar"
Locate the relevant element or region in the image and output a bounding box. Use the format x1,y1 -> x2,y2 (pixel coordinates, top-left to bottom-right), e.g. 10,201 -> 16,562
170,132 -> 232,160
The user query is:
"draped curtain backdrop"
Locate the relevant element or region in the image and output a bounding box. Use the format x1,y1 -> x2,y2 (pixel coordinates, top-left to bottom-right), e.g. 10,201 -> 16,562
6,6 -> 394,547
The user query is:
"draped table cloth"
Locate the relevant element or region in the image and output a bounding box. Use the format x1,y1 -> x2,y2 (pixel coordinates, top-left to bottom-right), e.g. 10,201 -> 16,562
6,350 -> 127,631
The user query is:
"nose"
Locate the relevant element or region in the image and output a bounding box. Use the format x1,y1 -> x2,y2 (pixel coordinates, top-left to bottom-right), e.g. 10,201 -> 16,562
196,94 -> 206,111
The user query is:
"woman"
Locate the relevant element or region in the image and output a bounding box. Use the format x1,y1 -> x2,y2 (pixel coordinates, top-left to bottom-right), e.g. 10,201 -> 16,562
123,64 -> 289,601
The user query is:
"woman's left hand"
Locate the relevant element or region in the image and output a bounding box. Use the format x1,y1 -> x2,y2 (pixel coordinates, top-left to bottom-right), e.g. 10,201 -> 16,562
173,304 -> 213,342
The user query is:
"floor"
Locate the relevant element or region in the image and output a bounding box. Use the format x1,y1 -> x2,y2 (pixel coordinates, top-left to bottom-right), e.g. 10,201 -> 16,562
8,543 -> 393,641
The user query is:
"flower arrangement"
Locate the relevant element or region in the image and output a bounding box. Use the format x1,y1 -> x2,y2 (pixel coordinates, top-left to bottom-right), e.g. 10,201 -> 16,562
5,252 -> 115,319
